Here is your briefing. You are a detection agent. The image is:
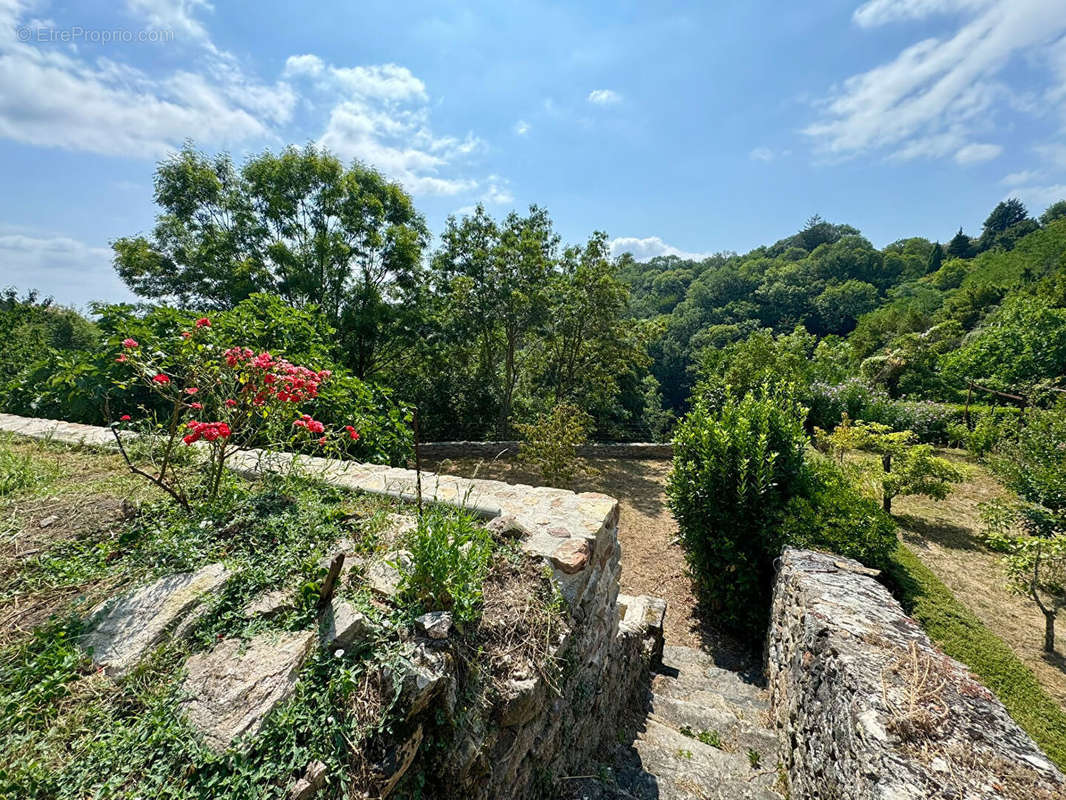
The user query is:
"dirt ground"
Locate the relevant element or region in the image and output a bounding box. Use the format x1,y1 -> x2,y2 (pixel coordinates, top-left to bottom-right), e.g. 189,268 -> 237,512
421,456 -> 748,659
892,450 -> 1066,708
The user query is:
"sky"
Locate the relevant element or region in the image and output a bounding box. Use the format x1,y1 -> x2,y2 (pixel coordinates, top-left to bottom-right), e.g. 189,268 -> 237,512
1,0 -> 1066,309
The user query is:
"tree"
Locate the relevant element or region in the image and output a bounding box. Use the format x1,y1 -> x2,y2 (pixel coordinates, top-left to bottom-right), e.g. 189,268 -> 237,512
926,241 -> 943,274
531,232 -> 650,418
1041,200 -> 1066,227
431,205 -> 557,437
819,417 -> 964,513
112,143 -> 428,379
812,280 -> 878,335
983,407 -> 1066,652
977,198 -> 1037,253
947,227 -> 974,259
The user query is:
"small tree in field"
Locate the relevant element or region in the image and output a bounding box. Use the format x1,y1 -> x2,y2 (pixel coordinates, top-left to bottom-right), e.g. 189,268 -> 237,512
112,317 -> 361,510
1004,534 -> 1066,653
818,416 -> 964,513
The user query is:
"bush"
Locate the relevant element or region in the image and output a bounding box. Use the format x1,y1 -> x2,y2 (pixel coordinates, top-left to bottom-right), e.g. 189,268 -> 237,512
398,509 -> 493,625
779,456 -> 897,570
516,403 -> 593,488
667,385 -> 809,634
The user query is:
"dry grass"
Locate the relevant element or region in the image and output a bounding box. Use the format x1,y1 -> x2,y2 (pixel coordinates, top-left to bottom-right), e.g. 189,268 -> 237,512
879,449 -> 1066,709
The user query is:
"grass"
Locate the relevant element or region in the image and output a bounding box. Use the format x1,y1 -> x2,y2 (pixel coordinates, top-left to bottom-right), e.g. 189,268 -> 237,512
884,543 -> 1066,771
0,433 -> 515,799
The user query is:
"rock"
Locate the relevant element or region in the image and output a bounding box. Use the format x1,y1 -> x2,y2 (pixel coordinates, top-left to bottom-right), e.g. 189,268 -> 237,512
375,723 -> 423,798
485,514 -> 529,539
368,550 -> 413,599
551,538 -> 591,574
321,597 -> 371,650
382,512 -> 418,545
241,590 -> 292,619
181,630 -> 315,751
391,642 -> 452,719
288,759 -> 327,800
81,563 -> 230,677
39,514 -> 59,528
496,677 -> 545,727
415,611 -> 452,640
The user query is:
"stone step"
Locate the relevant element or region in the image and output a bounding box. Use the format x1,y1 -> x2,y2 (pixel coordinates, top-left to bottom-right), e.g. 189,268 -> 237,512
652,647 -> 769,715
646,693 -> 780,760
632,717 -> 782,800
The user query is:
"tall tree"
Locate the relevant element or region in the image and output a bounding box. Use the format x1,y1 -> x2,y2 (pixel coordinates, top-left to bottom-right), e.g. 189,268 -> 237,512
977,198 -> 1037,253
946,227 -> 974,259
926,241 -> 943,274
431,205 -> 557,437
112,143 -> 428,379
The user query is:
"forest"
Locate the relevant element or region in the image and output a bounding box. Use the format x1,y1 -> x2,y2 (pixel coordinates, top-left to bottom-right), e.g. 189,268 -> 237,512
2,143 -> 1065,447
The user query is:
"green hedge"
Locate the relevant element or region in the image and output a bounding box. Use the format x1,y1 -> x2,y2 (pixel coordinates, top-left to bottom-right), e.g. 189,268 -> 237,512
884,544 -> 1066,771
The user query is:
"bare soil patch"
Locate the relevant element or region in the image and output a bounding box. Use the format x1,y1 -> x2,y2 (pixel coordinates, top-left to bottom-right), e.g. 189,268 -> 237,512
890,449 -> 1066,709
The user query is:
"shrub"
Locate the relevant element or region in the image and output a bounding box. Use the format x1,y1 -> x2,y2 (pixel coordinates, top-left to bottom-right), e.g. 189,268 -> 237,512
667,385 -> 809,633
112,317 -> 364,509
516,403 -> 594,488
779,456 -> 898,570
397,510 -> 493,625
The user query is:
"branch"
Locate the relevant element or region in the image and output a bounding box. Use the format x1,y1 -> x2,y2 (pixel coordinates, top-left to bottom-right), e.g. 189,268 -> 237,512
110,425 -> 190,511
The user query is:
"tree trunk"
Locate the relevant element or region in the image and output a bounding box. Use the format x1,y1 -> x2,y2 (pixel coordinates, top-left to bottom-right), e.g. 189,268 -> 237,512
881,452 -> 892,514
1044,611 -> 1056,653
883,494 -> 892,514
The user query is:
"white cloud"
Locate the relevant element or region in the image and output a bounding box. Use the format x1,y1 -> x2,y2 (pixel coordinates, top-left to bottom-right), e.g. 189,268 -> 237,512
954,142 -> 1002,163
1007,183 -> 1066,211
806,0 -> 1066,164
749,146 -> 776,161
514,120 -> 530,135
0,231 -> 135,309
0,3 -> 494,197
853,0 -> 992,29
0,0 -> 294,157
481,176 -> 514,205
587,88 -> 622,105
294,59 -> 483,196
608,236 -> 710,262
1001,168 -> 1042,185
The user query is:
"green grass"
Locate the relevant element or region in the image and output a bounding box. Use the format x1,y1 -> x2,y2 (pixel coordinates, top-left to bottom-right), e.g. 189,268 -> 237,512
885,543 -> 1066,771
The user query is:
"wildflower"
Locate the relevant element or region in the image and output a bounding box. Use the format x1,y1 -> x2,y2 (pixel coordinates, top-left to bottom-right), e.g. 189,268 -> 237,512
225,398 -> 237,407
115,354 -> 127,363
120,414 -> 131,422
195,317 -> 211,328
334,649 -> 344,658
122,338 -> 138,348
152,374 -> 170,384
181,331 -> 192,339
185,387 -> 199,394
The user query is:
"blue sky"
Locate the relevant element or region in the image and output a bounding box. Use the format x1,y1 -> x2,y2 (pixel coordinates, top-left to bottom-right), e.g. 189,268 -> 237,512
1,0 -> 1066,308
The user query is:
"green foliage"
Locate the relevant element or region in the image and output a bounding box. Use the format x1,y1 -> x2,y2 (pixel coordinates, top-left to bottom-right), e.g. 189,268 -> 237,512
516,403 -> 593,488
0,440 -> 56,497
884,544 -> 1066,770
112,143 -> 429,380
667,386 -> 809,633
0,290 -> 98,387
779,455 -> 898,570
397,510 -> 493,625
818,417 -> 965,512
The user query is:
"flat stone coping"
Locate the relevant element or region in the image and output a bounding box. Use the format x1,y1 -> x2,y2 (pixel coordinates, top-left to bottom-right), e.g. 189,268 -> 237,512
0,413 -> 619,570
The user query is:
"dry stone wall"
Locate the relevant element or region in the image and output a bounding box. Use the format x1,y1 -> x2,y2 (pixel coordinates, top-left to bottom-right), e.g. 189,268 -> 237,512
416,440 -> 674,460
766,548 -> 1066,800
0,413 -> 664,799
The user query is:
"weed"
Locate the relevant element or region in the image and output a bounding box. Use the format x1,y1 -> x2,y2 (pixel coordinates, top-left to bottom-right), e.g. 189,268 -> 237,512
747,749 -> 761,768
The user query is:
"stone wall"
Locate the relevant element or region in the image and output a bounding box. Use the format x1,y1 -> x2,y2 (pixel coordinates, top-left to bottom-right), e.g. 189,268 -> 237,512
766,548 -> 1066,800
416,440 -> 674,461
0,413 -> 664,799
